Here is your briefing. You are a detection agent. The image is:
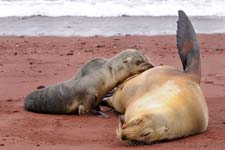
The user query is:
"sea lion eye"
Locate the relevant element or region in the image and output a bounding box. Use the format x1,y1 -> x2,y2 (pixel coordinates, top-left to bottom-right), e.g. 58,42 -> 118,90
141,132 -> 151,137
135,60 -> 144,66
123,60 -> 128,63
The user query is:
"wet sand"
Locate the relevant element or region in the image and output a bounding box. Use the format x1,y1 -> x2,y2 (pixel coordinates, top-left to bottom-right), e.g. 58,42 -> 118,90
0,16 -> 225,36
0,34 -> 225,149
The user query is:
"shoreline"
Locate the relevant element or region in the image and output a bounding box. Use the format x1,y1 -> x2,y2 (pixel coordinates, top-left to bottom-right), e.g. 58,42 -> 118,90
0,16 -> 225,36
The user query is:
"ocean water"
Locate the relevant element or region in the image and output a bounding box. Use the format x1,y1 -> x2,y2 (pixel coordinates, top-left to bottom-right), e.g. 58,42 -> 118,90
0,0 -> 225,36
0,0 -> 225,17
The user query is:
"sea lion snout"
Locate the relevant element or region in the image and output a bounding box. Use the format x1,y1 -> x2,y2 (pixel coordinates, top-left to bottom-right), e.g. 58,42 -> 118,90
117,117 -> 147,141
129,55 -> 154,74
141,61 -> 154,71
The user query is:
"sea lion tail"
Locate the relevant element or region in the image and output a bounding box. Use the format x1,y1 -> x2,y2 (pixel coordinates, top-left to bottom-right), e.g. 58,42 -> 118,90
177,10 -> 201,82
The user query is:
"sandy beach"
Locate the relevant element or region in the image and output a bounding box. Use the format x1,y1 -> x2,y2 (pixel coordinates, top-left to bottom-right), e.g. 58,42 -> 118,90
0,34 -> 224,149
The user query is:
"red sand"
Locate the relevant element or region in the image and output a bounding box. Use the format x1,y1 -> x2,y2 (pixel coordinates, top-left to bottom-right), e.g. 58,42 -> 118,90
0,35 -> 225,150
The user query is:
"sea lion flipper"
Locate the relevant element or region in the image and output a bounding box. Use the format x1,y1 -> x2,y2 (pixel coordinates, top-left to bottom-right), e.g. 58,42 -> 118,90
92,110 -> 109,118
177,10 -> 201,82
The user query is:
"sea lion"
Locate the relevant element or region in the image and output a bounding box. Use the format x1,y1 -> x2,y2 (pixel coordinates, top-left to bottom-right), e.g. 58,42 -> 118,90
104,10 -> 208,144
24,49 -> 154,116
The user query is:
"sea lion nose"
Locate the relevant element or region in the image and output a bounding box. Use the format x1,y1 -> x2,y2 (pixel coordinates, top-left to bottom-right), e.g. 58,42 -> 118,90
148,62 -> 155,68
143,62 -> 154,70
121,134 -> 127,140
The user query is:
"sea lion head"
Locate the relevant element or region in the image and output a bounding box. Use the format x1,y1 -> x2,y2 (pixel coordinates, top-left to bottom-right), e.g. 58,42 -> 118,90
112,49 -> 154,79
117,114 -> 169,144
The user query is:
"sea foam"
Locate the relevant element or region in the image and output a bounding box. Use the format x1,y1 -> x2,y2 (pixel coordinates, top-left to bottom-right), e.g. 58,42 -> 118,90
0,0 -> 225,17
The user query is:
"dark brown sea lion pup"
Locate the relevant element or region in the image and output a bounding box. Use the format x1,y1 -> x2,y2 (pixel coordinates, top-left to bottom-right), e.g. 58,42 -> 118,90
104,10 -> 208,143
24,49 -> 154,116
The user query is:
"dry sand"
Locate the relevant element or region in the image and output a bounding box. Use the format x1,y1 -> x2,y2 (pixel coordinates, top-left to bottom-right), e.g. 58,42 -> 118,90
0,34 -> 225,149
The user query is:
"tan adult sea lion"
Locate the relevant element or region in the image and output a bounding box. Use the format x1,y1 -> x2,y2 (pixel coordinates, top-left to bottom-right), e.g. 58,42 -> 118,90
24,49 -> 154,116
105,10 -> 208,143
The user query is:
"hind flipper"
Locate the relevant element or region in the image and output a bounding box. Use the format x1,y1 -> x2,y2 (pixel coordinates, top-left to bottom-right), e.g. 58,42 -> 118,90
92,110 -> 109,118
177,10 -> 201,83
